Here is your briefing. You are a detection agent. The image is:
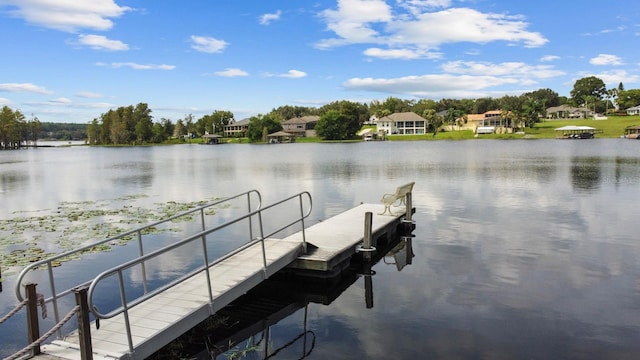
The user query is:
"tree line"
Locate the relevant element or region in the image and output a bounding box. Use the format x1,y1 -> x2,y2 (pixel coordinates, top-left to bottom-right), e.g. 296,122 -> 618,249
3,76 -> 640,149
85,103 -> 235,145
0,106 -> 41,150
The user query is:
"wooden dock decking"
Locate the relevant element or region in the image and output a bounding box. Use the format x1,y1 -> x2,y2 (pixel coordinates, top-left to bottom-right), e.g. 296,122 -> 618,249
35,202 -> 410,360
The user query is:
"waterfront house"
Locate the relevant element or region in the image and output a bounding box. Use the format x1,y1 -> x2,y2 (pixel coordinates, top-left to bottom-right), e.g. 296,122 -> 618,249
626,106 -> 640,116
465,110 -> 504,133
282,116 -> 319,137
223,118 -> 250,137
376,112 -> 427,135
546,105 -> 593,119
464,110 -> 525,134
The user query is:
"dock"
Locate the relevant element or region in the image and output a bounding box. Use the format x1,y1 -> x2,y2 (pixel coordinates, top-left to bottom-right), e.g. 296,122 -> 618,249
6,187 -> 415,360
286,203 -> 411,275
39,239 -> 304,360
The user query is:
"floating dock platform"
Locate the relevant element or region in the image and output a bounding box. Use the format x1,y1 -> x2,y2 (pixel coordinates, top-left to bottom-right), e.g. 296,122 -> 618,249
15,193 -> 414,360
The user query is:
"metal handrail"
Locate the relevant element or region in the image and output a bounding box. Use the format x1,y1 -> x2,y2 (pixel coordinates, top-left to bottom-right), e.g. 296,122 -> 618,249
14,190 -> 262,329
86,191 -> 311,355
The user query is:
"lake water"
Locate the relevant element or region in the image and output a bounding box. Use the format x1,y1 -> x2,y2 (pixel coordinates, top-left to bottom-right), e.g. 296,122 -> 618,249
1,139 -> 640,359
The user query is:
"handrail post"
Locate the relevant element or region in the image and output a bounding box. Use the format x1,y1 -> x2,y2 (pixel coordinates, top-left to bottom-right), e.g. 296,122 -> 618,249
117,271 -> 135,355
74,286 -> 93,360
25,282 -> 41,356
247,192 -> 254,242
137,230 -> 148,294
200,208 -> 206,231
201,235 -> 214,306
47,260 -> 62,337
298,194 -> 307,253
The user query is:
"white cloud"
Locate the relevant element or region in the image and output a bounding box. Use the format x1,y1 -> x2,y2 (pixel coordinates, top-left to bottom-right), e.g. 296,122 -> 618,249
214,68 -> 249,77
264,70 -> 307,78
0,82 -> 53,94
280,70 -> 307,78
76,91 -> 103,98
363,47 -> 441,60
465,49 -> 481,56
590,54 -> 623,66
77,34 -> 128,51
259,10 -> 281,25
1,0 -> 131,32
591,69 -> 639,86
398,0 -> 451,15
49,97 -> 72,104
0,98 -> 12,105
442,61 -> 565,79
83,102 -> 116,109
316,2 -> 548,58
343,73 -> 519,98
190,35 -> 228,53
540,55 -> 560,62
96,62 -> 175,70
316,0 -> 393,48
390,8 -> 547,48
343,60 -> 565,98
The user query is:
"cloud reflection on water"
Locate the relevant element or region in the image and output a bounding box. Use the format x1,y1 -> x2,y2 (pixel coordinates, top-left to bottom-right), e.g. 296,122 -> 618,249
2,140 -> 640,358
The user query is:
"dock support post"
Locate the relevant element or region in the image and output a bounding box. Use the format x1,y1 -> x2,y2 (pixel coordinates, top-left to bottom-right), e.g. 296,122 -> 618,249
25,282 -> 41,356
404,192 -> 413,223
363,212 -> 373,262
364,266 -> 374,309
74,286 -> 94,360
362,211 -> 375,308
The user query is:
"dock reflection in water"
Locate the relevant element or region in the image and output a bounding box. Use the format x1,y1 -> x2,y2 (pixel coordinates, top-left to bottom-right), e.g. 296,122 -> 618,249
148,235 -> 415,359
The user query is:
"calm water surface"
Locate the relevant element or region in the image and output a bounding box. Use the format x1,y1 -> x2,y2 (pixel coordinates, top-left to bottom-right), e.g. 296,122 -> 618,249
1,140 -> 640,359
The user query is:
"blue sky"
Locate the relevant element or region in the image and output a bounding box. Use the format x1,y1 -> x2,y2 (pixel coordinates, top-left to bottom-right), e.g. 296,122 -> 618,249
1,0 -> 639,123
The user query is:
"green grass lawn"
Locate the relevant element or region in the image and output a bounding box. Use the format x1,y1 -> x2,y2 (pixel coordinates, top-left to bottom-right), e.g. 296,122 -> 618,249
385,115 -> 640,141
177,115 -> 640,145
531,115 -> 640,139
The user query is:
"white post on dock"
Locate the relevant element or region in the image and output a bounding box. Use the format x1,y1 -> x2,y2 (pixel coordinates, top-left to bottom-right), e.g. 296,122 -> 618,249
363,212 -> 373,262
404,192 -> 412,222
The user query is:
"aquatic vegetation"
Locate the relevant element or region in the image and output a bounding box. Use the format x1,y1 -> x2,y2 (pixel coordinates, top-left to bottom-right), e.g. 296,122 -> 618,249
0,195 -> 226,276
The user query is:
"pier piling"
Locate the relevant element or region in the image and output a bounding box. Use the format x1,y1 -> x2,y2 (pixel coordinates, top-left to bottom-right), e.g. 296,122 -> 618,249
74,286 -> 93,360
25,283 -> 41,356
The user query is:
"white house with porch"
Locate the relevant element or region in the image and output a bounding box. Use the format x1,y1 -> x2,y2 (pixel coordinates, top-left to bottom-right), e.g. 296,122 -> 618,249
626,105 -> 640,116
376,112 -> 427,135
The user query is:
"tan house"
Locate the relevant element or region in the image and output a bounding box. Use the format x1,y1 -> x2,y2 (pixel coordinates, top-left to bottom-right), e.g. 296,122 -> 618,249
463,110 -> 523,134
465,110 -> 503,130
546,105 -> 593,119
282,116 -> 319,137
223,118 -> 250,137
376,112 -> 427,135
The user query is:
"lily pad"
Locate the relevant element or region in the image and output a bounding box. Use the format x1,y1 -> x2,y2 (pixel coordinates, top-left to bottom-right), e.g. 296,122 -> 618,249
1,195 -> 229,273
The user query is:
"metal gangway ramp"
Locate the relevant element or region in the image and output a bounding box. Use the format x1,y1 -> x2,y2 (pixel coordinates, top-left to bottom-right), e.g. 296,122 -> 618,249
12,190 -> 312,360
